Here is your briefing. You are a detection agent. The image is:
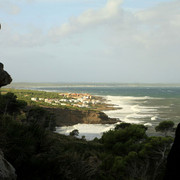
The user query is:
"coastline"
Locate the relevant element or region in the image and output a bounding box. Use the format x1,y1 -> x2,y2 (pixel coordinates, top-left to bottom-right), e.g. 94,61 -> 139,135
3,87 -> 180,131
1,88 -> 120,127
2,86 -> 180,139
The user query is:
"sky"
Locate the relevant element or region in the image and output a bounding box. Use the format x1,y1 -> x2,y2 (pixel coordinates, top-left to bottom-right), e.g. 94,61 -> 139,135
0,0 -> 180,83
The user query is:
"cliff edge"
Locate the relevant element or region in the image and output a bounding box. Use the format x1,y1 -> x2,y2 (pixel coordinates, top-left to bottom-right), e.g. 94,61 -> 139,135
47,107 -> 119,126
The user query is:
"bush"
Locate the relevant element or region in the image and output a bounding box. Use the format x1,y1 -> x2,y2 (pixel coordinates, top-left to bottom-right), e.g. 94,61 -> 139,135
0,92 -> 27,115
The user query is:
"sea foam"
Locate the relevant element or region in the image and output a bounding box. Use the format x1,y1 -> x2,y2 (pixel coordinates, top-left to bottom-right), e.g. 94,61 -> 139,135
103,95 -> 162,125
56,123 -> 117,140
56,95 -> 167,140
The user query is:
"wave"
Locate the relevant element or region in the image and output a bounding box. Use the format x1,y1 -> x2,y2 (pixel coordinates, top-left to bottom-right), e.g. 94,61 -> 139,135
144,123 -> 152,126
56,123 -> 117,140
105,95 -> 161,101
102,95 -> 166,126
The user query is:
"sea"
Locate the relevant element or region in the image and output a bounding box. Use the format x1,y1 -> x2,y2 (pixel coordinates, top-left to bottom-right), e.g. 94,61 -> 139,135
12,84 -> 180,140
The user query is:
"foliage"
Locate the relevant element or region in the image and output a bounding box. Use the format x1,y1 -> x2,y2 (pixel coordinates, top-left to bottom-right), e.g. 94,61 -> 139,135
101,124 -> 147,154
26,106 -> 56,131
0,92 -> 27,115
0,91 -> 175,180
114,122 -> 131,130
0,114 -> 102,180
69,129 -> 79,137
155,121 -> 175,136
100,124 -> 173,180
1,88 -> 95,111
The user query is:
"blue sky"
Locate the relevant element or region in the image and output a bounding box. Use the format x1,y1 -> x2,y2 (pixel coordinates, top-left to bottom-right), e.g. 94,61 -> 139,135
0,0 -> 180,83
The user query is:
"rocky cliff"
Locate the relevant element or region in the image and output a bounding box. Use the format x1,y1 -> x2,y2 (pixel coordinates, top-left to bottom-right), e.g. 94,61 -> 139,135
0,63 -> 12,87
47,107 -> 118,126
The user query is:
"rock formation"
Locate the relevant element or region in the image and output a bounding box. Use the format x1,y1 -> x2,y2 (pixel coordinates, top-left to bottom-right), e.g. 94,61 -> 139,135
0,150 -> 17,180
164,123 -> 180,180
0,63 -> 12,87
0,63 -> 16,179
48,108 -> 118,126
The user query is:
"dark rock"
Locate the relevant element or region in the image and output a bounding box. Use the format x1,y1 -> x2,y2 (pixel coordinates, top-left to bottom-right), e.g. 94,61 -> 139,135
0,150 -> 17,180
164,123 -> 180,180
47,108 -> 119,126
0,62 -> 12,87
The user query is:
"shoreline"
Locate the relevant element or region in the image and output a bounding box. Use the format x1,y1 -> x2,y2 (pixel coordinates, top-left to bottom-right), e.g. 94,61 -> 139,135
1,88 -> 120,126
3,87 -> 180,129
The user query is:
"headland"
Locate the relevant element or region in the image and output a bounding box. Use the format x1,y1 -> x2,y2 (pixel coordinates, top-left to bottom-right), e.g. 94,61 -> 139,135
1,88 -> 119,127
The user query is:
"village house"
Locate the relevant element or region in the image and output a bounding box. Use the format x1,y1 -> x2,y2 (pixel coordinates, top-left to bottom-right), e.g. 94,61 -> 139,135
39,98 -> 44,101
61,103 -> 67,106
31,97 -> 38,101
60,99 -> 68,102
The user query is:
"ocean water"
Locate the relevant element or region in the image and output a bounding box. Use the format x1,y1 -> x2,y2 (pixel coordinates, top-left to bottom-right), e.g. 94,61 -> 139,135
35,86 -> 180,98
31,86 -> 180,140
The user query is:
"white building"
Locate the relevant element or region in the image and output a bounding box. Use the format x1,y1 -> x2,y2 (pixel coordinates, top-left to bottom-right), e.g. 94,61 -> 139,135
61,103 -> 67,106
60,99 -> 68,102
31,97 -> 38,101
39,98 -> 44,101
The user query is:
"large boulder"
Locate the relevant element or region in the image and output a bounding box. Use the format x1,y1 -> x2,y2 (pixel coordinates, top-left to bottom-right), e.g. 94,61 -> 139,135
0,63 -> 12,87
0,150 -> 17,180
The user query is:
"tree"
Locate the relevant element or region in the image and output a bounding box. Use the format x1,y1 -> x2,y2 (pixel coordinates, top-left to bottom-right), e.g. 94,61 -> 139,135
69,129 -> 79,137
114,122 -> 131,130
26,106 -> 55,131
101,124 -> 148,155
0,92 -> 27,115
155,121 -> 175,136
139,136 -> 173,180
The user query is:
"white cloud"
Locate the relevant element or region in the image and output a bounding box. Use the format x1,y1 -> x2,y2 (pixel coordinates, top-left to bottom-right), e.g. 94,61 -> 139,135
0,24 -> 47,47
1,0 -> 180,82
0,1 -> 20,14
1,0 -> 180,62
133,0 -> 180,49
49,0 -> 123,39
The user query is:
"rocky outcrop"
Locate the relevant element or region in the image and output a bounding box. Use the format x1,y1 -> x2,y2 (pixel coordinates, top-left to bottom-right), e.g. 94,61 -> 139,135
164,123 -> 180,180
47,108 -> 119,126
0,63 -> 16,179
0,63 -> 12,87
0,150 -> 17,180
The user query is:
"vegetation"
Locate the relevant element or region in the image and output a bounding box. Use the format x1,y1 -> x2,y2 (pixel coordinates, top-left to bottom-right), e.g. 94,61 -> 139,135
1,88 -> 101,111
155,120 -> 175,136
99,123 -> 173,180
0,92 -> 27,115
0,90 -> 175,180
69,129 -> 79,137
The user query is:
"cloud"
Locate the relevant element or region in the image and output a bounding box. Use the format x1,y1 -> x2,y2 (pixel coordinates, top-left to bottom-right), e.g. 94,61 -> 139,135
0,24 -> 47,47
0,1 -> 20,15
134,0 -> 180,48
1,0 -> 180,54
1,0 -> 180,82
49,0 -> 123,40
1,0 -> 124,46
